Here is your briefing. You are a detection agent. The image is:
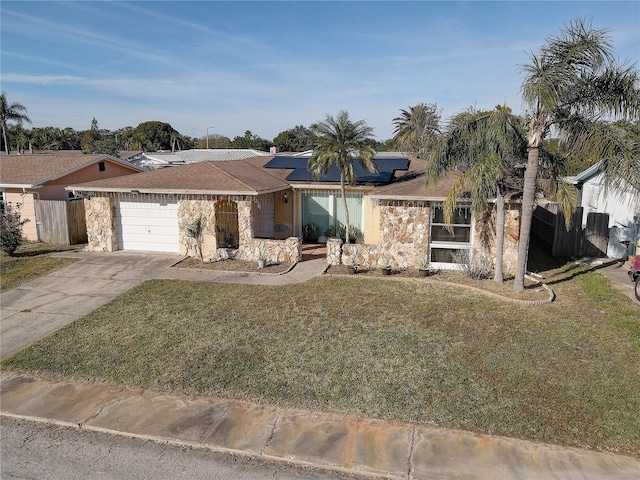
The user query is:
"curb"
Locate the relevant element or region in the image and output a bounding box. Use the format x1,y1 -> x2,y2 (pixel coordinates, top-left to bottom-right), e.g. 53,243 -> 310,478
2,412 -> 379,479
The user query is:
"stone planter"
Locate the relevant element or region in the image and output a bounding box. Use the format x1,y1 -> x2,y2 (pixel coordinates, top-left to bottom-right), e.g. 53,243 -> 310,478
418,269 -> 429,277
258,259 -> 266,269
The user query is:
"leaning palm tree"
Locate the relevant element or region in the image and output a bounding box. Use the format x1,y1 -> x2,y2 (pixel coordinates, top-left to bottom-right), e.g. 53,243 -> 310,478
429,106 -> 527,282
514,18 -> 640,291
392,103 -> 441,158
1,92 -> 32,154
308,110 -> 377,244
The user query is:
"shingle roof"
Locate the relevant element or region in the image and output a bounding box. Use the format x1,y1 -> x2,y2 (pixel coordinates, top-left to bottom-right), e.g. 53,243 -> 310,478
368,169 -> 464,200
65,154 -> 463,200
0,154 -> 139,187
68,160 -> 289,195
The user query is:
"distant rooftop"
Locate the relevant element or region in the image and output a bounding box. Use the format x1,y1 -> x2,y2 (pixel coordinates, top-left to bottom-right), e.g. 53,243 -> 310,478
130,149 -> 270,169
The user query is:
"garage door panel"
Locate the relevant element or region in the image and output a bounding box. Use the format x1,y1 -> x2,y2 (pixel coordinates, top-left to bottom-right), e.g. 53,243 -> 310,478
115,196 -> 179,253
117,217 -> 179,228
116,225 -> 179,236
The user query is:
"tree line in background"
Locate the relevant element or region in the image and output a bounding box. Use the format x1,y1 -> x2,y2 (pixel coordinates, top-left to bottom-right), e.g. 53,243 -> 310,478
0,102 -> 388,157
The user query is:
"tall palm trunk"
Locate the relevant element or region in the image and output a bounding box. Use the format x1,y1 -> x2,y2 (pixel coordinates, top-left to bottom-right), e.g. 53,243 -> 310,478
340,174 -> 350,244
494,188 -> 505,283
514,145 -> 541,291
2,122 -> 9,154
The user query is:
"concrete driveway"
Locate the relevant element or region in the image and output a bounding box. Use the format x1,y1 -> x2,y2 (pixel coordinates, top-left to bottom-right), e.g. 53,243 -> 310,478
0,251 -> 182,360
594,260 -> 638,303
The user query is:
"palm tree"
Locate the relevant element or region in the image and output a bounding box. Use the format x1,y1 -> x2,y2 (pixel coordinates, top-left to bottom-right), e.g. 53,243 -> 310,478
574,119 -> 640,195
429,106 -> 527,282
1,92 -> 32,154
514,18 -> 640,291
308,110 -> 377,244
392,103 -> 441,158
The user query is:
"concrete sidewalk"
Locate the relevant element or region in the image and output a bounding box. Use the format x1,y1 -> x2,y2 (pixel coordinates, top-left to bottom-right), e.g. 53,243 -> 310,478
2,372 -> 639,480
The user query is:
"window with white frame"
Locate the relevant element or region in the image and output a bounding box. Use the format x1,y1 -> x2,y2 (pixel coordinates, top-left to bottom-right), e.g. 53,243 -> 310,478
429,205 -> 472,267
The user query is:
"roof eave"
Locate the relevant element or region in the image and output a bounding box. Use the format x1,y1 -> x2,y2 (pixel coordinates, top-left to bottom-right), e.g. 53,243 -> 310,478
0,183 -> 39,189
66,185 -> 289,196
367,194 -> 447,202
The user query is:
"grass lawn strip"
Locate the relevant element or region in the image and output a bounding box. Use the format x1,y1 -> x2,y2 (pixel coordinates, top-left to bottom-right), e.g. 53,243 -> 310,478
0,244 -> 80,293
3,274 -> 639,457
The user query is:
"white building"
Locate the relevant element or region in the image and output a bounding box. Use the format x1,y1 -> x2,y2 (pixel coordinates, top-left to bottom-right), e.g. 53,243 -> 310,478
573,162 -> 640,258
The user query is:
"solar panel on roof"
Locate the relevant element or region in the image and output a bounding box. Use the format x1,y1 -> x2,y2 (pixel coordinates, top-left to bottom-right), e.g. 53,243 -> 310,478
264,156 -> 308,169
264,156 -> 409,184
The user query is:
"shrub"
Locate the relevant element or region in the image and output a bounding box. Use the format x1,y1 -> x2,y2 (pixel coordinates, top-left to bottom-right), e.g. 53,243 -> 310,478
185,215 -> 205,263
324,225 -> 336,238
0,204 -> 29,256
339,225 -> 362,243
302,222 -> 319,242
451,250 -> 491,280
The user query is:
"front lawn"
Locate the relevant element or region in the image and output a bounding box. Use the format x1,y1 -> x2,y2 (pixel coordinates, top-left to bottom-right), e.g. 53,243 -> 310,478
3,269 -> 639,456
0,244 -> 80,292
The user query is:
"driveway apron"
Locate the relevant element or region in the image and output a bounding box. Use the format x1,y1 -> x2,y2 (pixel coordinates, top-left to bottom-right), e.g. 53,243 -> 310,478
0,251 -> 181,360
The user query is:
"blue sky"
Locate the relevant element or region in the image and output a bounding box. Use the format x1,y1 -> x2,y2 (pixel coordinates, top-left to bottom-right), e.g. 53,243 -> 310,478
1,1 -> 638,142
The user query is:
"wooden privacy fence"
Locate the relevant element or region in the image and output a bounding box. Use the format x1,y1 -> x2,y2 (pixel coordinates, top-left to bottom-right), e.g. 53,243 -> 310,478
35,199 -> 87,245
532,203 -> 610,257
583,211 -> 610,257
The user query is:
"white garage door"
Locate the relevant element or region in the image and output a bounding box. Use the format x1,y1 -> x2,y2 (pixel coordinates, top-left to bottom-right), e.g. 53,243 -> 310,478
116,195 -> 180,253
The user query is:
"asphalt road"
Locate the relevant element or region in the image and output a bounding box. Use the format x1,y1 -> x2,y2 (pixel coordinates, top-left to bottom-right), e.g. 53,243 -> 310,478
1,416 -> 361,480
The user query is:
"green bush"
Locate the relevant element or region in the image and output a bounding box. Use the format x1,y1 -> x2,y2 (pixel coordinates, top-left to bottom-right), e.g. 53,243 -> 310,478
1,205 -> 29,256
302,222 -> 319,242
339,225 -> 362,243
324,225 -> 336,238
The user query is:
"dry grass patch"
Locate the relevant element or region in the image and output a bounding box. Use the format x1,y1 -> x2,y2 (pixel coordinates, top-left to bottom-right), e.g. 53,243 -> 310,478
0,244 -> 80,292
326,265 -> 549,302
4,273 -> 639,456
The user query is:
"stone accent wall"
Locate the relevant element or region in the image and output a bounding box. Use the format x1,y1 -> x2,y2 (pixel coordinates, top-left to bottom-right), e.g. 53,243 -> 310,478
84,195 -> 117,252
472,204 -> 520,276
342,243 -> 380,269
178,199 -> 217,259
326,238 -> 343,265
239,237 -> 301,264
331,200 -> 521,275
237,200 -> 253,244
377,202 -> 430,269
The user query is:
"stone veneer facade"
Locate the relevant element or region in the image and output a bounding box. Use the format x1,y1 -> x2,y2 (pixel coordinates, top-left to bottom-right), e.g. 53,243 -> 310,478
84,196 -> 117,252
327,201 -> 431,270
471,204 -> 520,276
84,193 -> 300,264
84,192 -> 517,274
329,200 -> 520,276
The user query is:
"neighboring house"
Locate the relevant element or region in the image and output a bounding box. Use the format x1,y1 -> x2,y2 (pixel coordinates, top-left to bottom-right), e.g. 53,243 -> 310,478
69,155 -> 521,273
573,161 -> 640,258
0,154 -> 143,243
128,149 -> 270,170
